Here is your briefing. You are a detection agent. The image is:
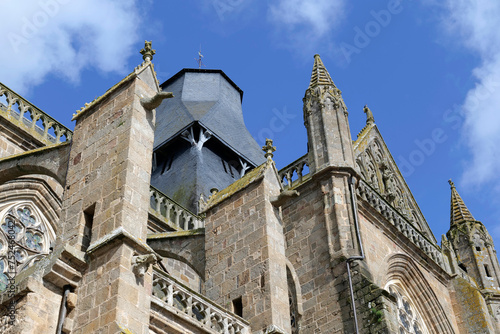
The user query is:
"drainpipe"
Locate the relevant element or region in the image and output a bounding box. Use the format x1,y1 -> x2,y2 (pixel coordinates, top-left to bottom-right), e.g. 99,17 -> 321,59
56,285 -> 71,334
346,176 -> 365,334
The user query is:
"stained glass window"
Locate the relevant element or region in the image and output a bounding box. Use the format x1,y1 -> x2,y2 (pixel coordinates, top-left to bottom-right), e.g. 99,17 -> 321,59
0,203 -> 53,292
388,284 -> 428,334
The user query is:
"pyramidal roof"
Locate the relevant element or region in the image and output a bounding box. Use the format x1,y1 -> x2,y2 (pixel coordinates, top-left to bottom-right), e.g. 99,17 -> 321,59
449,179 -> 475,225
309,54 -> 336,88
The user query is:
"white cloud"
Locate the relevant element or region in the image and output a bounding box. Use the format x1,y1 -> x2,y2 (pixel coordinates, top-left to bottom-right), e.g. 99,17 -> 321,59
268,0 -> 345,53
269,0 -> 344,35
0,0 -> 141,93
440,1 -> 500,188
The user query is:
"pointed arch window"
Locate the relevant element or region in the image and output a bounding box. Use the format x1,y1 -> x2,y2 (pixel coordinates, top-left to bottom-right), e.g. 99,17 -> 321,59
287,269 -> 300,333
387,284 -> 429,334
0,202 -> 55,292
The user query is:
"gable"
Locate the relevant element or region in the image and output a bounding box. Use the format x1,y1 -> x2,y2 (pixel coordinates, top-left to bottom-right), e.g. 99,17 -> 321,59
353,123 -> 436,243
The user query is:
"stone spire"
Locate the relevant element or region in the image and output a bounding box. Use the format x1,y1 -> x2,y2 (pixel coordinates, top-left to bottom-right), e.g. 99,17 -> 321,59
309,54 -> 336,88
449,179 -> 475,226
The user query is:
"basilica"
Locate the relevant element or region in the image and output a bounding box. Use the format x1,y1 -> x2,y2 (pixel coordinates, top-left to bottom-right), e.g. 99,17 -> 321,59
0,42 -> 499,333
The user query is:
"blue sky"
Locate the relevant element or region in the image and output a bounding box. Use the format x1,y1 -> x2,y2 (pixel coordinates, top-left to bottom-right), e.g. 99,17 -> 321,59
1,0 -> 499,249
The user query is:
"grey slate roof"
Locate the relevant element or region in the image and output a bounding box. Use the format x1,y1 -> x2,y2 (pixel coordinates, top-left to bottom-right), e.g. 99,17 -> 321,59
150,140 -> 243,213
154,69 -> 265,166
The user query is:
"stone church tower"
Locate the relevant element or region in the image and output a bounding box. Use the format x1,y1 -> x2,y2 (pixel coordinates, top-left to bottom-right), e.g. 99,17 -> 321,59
0,42 -> 499,333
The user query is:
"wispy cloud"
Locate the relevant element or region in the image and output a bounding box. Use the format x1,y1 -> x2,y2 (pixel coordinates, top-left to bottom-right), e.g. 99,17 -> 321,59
0,0 -> 142,93
439,1 -> 500,189
267,0 -> 345,54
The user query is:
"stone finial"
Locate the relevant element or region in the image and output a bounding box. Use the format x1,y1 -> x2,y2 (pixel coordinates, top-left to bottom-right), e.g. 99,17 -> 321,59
262,139 -> 276,160
140,40 -> 156,62
448,179 -> 455,188
363,105 -> 375,125
199,193 -> 207,212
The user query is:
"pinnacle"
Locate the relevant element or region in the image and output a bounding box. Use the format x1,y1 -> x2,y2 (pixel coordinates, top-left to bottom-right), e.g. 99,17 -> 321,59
449,179 -> 475,226
309,54 -> 336,88
140,40 -> 155,62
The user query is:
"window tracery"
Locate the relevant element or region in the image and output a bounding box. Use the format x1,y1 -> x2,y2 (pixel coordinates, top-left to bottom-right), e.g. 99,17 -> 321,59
387,284 -> 428,334
0,203 -> 54,292
287,269 -> 299,333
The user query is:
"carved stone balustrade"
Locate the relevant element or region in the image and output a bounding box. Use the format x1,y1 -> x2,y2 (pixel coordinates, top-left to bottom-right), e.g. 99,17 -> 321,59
149,186 -> 204,231
152,268 -> 250,334
278,154 -> 310,189
357,180 -> 446,269
0,82 -> 72,145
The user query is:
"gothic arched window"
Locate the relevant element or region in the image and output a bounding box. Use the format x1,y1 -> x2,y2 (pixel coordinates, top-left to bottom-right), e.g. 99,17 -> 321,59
287,269 -> 299,333
387,284 -> 428,334
0,203 -> 55,292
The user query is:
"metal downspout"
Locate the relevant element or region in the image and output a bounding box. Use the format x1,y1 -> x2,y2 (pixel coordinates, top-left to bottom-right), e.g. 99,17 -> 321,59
56,285 -> 71,334
347,176 -> 365,334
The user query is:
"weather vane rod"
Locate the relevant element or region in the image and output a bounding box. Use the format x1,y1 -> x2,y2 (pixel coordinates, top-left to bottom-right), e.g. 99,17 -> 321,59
195,44 -> 205,69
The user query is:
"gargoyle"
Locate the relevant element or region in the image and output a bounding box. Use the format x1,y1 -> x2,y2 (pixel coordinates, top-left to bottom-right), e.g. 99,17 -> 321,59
140,91 -> 174,111
270,189 -> 300,207
132,253 -> 157,277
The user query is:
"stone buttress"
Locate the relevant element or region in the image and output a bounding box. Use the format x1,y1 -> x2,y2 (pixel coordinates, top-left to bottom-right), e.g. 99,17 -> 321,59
202,147 -> 291,334
277,55 -> 364,332
302,54 -> 359,264
59,53 -> 169,334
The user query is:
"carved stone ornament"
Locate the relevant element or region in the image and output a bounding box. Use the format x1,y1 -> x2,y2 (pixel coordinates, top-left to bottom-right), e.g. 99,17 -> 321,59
264,324 -> 286,334
140,40 -> 156,62
132,253 -> 157,277
495,306 -> 500,321
140,91 -> 174,111
303,85 -> 347,116
380,161 -> 396,203
303,88 -> 319,116
363,104 -> 375,125
262,138 -> 276,160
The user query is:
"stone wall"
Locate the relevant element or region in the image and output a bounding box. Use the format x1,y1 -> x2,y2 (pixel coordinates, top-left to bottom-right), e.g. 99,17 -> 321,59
336,261 -> 399,334
0,280 -> 62,334
281,179 -> 346,332
0,117 -> 41,159
204,165 -> 290,333
357,208 -> 459,333
162,258 -> 201,293
451,277 -> 496,333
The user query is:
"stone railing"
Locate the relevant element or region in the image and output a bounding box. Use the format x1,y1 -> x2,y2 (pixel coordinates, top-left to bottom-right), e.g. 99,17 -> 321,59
152,268 -> 250,334
357,180 -> 445,268
149,186 -> 204,231
0,82 -> 72,145
278,154 -> 309,189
